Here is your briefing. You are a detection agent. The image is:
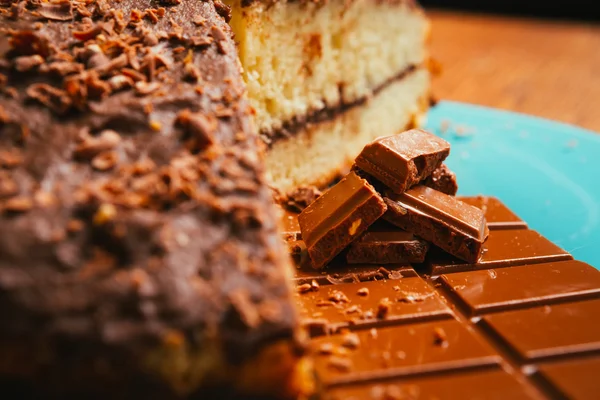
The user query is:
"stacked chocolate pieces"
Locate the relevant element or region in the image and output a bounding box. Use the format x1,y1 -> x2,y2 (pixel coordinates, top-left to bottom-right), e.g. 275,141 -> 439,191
298,129 -> 485,269
288,130 -> 600,399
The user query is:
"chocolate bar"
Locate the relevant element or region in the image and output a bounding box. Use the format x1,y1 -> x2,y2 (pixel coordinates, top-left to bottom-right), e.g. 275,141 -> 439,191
423,163 -> 458,195
294,263 -> 417,285
460,196 -> 528,230
295,273 -> 451,335
290,198 -> 600,399
427,229 -> 572,276
324,369 -> 538,400
354,130 -> 450,194
345,229 -> 429,264
439,260 -> 600,315
299,171 -> 387,269
384,185 -> 489,263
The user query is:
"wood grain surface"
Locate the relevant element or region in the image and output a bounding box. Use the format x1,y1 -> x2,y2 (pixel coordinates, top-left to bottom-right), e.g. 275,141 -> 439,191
429,10 -> 600,132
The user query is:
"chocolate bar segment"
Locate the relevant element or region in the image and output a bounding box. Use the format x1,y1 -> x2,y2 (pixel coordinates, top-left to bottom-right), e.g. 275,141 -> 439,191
354,130 -> 450,194
440,260 -> 600,315
346,229 -> 429,264
299,171 -> 387,269
312,319 -> 500,386
384,185 -> 489,263
296,278 -> 451,335
294,263 -> 417,284
537,357 -> 600,400
460,196 -> 528,230
325,369 -> 539,400
423,163 -> 458,196
428,229 -> 572,276
479,299 -> 600,361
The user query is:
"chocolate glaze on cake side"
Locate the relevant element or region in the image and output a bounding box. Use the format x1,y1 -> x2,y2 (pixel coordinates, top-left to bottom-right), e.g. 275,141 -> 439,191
0,1 -> 303,398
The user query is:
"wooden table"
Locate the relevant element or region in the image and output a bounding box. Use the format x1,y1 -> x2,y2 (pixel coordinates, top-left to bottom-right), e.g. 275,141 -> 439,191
429,10 -> 600,132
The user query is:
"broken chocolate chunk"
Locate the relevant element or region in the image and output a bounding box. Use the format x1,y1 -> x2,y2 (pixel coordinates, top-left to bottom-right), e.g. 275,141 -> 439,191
298,171 -> 387,269
423,163 -> 458,196
384,185 -> 489,263
354,129 -> 450,194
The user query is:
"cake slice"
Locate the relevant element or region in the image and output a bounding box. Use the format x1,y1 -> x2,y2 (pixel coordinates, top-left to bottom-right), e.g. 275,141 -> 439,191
226,0 -> 431,192
0,1 -> 307,398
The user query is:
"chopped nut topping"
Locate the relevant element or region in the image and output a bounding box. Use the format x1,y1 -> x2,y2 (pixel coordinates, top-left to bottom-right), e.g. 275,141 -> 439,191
317,342 -> 334,355
327,356 -> 353,372
341,332 -> 360,349
348,218 -> 362,236
297,283 -> 312,294
93,203 -> 117,225
377,298 -> 391,319
14,55 -> 44,72
328,290 -> 350,304
3,196 -> 33,213
433,327 -> 449,348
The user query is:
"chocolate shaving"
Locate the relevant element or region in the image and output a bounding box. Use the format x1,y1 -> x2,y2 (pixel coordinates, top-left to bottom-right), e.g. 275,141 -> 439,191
0,150 -> 23,169
327,273 -> 360,285
214,1 -> 232,23
0,172 -> 18,199
175,109 -> 217,153
210,26 -> 228,54
26,83 -> 72,114
73,24 -> 104,41
191,36 -> 213,48
46,61 -> 84,77
229,290 -> 260,329
285,185 -> 322,212
183,63 -> 201,82
3,196 -> 33,213
39,0 -> 73,21
134,81 -> 160,96
91,151 -> 118,171
14,55 -> 44,72
108,74 -> 134,91
94,53 -> 128,77
8,31 -> 51,57
74,130 -> 121,160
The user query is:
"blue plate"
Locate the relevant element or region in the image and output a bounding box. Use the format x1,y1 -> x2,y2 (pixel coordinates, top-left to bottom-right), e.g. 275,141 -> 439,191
425,101 -> 600,268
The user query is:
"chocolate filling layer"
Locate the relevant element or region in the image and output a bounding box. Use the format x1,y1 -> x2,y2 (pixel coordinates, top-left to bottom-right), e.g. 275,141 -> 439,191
262,64 -> 418,148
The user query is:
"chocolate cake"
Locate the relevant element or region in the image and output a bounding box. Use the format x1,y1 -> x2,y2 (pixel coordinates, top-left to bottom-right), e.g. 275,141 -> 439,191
0,1 -> 308,398
225,0 -> 431,192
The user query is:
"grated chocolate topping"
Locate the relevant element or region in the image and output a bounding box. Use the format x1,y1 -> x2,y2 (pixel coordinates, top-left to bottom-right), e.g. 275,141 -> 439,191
0,0 -> 298,393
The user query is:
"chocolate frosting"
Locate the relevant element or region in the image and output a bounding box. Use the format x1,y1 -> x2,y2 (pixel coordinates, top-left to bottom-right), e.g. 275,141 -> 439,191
0,0 -> 297,390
